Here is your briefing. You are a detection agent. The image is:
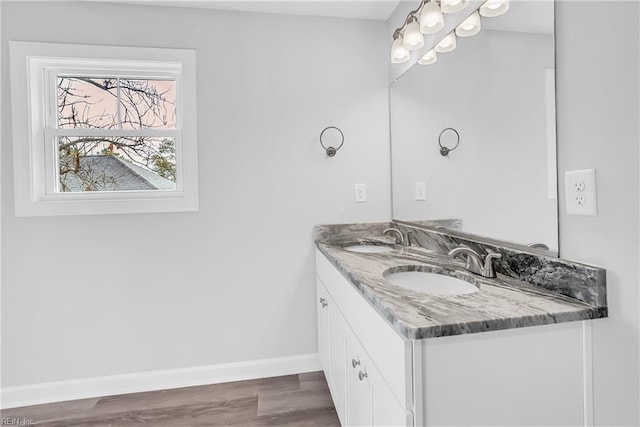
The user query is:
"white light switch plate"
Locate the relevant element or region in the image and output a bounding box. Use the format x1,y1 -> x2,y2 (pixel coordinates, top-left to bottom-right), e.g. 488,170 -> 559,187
565,169 -> 597,216
354,184 -> 367,203
415,182 -> 426,201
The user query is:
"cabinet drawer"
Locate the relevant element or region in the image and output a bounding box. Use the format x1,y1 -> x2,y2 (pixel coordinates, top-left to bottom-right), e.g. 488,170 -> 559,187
316,249 -> 413,409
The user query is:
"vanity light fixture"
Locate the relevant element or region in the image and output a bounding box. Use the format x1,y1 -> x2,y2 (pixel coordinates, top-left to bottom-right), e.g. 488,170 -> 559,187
418,49 -> 438,65
440,0 -> 469,14
435,32 -> 457,53
419,0 -> 444,34
403,15 -> 425,50
391,30 -> 411,63
390,0 -> 508,65
479,0 -> 509,17
455,11 -> 481,37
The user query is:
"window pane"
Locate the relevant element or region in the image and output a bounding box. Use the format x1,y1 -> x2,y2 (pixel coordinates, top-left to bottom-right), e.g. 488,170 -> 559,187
57,78 -> 177,130
57,77 -> 119,129
57,136 -> 176,192
119,79 -> 176,130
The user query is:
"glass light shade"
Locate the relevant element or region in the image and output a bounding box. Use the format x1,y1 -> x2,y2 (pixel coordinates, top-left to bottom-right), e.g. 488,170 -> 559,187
435,32 -> 457,53
441,0 -> 469,14
418,49 -> 438,65
480,0 -> 509,17
391,33 -> 410,64
403,16 -> 424,51
419,0 -> 444,34
456,11 -> 481,37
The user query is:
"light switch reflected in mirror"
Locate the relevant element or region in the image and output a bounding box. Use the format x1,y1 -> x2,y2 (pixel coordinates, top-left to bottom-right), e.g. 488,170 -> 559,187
390,0 -> 558,254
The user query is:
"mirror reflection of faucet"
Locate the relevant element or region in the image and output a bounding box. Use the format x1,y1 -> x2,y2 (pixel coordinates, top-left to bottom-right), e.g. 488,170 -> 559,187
383,228 -> 412,247
448,245 -> 502,278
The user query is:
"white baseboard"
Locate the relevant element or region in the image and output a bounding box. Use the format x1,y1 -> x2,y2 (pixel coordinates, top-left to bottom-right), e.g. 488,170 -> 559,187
1,353 -> 321,409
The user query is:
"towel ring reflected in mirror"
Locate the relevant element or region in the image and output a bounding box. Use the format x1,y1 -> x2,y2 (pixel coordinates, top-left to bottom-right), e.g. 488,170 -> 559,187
439,127 -> 460,156
320,126 -> 344,157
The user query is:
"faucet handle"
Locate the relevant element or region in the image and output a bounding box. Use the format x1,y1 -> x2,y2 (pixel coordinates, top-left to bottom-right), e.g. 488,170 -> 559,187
482,252 -> 502,278
403,231 -> 412,247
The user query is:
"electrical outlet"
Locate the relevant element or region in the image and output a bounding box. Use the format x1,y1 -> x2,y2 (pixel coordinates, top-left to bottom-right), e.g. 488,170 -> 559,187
415,182 -> 426,201
565,169 -> 597,216
354,184 -> 367,203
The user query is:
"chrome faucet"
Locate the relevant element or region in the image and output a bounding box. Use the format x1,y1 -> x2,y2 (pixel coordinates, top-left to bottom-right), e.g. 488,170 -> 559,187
383,228 -> 411,246
527,242 -> 550,250
448,245 -> 502,278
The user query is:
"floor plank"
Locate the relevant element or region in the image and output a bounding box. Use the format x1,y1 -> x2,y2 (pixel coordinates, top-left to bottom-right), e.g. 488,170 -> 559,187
91,374 -> 300,418
0,372 -> 339,426
237,407 -> 340,427
298,371 -> 331,392
257,388 -> 334,417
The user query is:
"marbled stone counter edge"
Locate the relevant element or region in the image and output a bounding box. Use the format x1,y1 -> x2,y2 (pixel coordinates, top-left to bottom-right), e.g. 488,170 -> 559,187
314,222 -> 607,340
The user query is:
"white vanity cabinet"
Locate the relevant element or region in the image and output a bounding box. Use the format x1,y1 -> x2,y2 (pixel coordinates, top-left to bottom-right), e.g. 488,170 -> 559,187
317,277 -> 410,427
316,249 -> 588,427
316,250 -> 413,426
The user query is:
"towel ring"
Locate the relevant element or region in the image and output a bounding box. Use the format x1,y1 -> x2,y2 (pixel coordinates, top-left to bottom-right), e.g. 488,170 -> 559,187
438,128 -> 460,156
320,126 -> 344,157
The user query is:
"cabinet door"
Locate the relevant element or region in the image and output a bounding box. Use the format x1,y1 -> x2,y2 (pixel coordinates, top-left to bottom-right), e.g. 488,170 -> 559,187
318,279 -> 347,423
346,327 -> 412,427
420,322 -> 584,426
329,299 -> 347,421
346,334 -> 373,426
372,376 -> 412,427
316,280 -> 331,377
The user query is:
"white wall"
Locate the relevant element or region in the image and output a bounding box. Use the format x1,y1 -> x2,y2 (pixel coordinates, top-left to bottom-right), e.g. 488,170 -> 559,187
1,2 -> 391,388
391,30 -> 558,249
556,1 -> 640,425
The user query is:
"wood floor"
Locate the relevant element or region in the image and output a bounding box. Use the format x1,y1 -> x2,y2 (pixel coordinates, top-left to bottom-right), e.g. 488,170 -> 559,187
1,371 -> 340,426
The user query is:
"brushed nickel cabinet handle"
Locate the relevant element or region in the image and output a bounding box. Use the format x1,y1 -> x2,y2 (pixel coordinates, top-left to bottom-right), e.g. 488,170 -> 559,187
352,358 -> 360,368
319,298 -> 328,308
358,371 -> 368,381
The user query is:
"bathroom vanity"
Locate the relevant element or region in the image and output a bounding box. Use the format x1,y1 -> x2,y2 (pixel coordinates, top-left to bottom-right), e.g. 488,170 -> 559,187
329,1 -> 609,425
315,222 -> 606,427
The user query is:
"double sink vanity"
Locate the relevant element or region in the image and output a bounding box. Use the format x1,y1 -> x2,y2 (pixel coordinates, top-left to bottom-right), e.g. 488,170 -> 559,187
314,221 -> 606,426
317,1 -> 607,425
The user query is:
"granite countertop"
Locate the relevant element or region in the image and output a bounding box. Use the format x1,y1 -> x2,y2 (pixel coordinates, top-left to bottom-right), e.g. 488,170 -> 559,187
315,223 -> 604,340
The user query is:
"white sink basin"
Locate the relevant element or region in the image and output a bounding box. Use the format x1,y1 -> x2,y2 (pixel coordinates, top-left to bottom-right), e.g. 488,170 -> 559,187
344,244 -> 393,254
385,271 -> 478,295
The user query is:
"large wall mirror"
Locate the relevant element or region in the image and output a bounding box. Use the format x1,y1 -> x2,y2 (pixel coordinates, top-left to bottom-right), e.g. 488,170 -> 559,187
390,0 -> 558,253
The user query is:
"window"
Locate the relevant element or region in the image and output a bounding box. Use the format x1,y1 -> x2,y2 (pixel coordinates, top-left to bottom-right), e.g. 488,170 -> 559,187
9,42 -> 198,216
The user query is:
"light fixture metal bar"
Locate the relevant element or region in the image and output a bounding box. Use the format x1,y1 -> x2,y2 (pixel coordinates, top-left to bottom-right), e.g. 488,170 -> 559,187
393,0 -> 434,35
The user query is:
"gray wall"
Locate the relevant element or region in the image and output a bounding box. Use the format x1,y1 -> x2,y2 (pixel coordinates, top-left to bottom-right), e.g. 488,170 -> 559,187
1,2 -> 391,386
556,1 -> 639,425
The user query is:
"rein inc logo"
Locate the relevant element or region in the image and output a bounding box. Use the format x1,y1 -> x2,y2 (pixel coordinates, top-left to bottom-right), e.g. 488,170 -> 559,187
1,418 -> 35,426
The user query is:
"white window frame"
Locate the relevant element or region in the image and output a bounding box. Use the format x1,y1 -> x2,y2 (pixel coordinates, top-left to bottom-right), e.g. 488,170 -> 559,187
9,41 -> 199,216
